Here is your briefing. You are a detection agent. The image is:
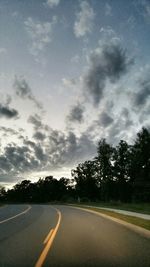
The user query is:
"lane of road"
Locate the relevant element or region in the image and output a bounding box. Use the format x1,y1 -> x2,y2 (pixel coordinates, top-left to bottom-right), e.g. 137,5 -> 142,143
0,204 -> 150,267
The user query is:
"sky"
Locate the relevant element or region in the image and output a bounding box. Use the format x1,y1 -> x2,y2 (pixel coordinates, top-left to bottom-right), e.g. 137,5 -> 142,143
0,0 -> 150,187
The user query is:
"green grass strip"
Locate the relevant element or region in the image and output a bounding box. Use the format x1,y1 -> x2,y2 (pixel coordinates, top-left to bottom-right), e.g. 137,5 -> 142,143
73,205 -> 150,231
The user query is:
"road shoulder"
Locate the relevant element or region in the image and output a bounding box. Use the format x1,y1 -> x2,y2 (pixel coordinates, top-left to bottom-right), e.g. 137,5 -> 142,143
69,205 -> 150,239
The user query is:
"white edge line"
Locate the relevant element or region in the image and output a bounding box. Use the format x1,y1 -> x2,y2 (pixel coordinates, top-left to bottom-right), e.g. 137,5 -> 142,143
0,205 -> 31,224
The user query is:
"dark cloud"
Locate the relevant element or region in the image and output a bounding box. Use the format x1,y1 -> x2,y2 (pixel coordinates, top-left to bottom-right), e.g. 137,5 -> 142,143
0,127 -> 20,136
47,130 -> 96,166
99,111 -> 114,127
0,127 -> 97,182
33,131 -> 46,141
14,77 -> 43,110
28,114 -> 43,129
121,108 -> 133,127
0,142 -> 41,178
84,43 -> 133,105
139,105 -> 150,124
34,145 -> 47,162
67,103 -> 84,123
28,114 -> 49,131
133,78 -> 150,107
83,106 -> 134,146
0,104 -> 19,119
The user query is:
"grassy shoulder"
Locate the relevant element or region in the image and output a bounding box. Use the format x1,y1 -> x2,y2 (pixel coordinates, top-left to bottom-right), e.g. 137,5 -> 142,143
71,202 -> 150,214
71,204 -> 150,231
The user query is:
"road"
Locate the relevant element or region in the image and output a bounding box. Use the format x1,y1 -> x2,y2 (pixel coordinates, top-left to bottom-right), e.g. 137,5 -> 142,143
0,205 -> 150,267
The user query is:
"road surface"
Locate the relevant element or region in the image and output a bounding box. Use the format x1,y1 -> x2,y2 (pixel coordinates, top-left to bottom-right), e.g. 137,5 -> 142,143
0,204 -> 150,267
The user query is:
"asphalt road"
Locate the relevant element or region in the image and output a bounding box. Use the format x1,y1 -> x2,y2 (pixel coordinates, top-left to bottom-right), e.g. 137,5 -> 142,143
0,205 -> 150,267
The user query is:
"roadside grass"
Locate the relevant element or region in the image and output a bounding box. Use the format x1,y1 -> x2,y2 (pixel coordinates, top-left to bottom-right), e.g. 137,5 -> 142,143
72,202 -> 150,214
72,205 -> 150,231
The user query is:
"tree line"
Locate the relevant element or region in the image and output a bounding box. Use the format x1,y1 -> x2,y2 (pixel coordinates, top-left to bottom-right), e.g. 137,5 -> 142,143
0,127 -> 150,203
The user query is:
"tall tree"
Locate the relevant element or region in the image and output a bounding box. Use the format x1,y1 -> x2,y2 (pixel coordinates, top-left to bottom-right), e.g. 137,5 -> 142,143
113,140 -> 132,202
96,139 -> 114,201
130,127 -> 150,202
72,160 -> 98,201
0,186 -> 6,201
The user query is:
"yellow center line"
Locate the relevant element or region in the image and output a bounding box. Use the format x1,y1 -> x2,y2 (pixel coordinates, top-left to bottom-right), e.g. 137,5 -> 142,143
43,229 -> 54,245
35,207 -> 61,267
0,205 -> 31,224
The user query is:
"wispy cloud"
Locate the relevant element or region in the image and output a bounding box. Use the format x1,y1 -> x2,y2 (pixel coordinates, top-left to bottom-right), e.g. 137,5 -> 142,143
134,0 -> 150,22
14,76 -> 43,110
67,103 -> 84,123
62,77 -> 76,88
24,16 -> 57,59
105,3 -> 112,16
45,0 -> 60,8
74,1 -> 95,38
133,76 -> 150,108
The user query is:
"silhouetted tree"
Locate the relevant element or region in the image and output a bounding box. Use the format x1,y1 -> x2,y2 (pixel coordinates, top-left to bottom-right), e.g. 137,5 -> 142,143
72,160 -> 98,201
130,128 -> 150,202
113,140 -> 132,202
0,186 -> 6,202
2,127 -> 150,204
95,139 -> 114,201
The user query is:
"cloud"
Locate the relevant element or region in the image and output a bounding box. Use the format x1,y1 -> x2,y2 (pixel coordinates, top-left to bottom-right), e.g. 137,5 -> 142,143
0,127 -> 97,182
133,77 -> 150,107
99,111 -> 114,127
14,76 -> 43,110
121,108 -> 133,128
34,145 -> 47,162
67,103 -> 84,123
105,3 -> 112,16
24,16 -> 57,58
46,0 -> 60,8
28,114 -> 47,130
84,42 -> 133,105
62,78 -> 76,88
28,114 -> 42,129
74,1 -> 95,38
47,129 -> 96,165
0,127 -> 23,138
33,131 -> 46,141
135,0 -> 150,22
1,143 -> 39,174
143,1 -> 150,21
0,104 -> 19,119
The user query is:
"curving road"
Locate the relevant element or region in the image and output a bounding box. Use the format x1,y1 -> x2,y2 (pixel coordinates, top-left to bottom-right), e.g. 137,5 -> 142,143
0,204 -> 150,267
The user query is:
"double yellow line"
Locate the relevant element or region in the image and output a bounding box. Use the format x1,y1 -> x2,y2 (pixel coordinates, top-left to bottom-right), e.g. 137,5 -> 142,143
35,207 -> 61,267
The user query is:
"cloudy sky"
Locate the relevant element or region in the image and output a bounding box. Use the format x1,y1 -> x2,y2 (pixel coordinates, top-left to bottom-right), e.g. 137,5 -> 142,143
0,0 -> 150,187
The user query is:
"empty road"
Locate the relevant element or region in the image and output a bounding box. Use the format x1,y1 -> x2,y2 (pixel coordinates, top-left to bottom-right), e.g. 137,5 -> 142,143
0,204 -> 150,267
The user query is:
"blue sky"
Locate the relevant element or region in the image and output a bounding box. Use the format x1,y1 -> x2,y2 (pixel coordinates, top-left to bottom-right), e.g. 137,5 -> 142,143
0,0 -> 150,187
